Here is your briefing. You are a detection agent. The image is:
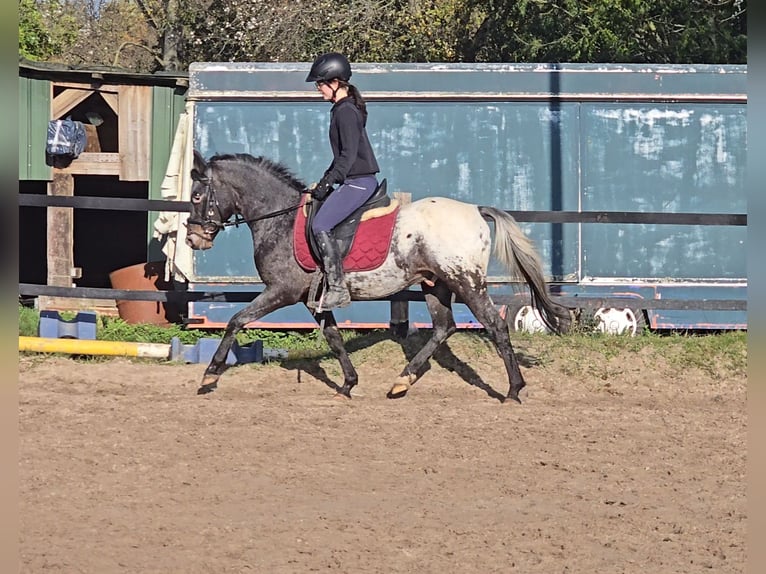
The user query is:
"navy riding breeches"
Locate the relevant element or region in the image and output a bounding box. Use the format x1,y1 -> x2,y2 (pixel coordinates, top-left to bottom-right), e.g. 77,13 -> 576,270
311,175 -> 378,234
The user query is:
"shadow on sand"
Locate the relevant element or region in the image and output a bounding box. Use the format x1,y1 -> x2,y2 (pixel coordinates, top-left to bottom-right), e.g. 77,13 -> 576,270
275,329 -> 542,403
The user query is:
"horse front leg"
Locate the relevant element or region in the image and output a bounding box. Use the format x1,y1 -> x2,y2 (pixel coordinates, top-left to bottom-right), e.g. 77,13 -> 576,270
198,289 -> 294,395
316,310 -> 358,398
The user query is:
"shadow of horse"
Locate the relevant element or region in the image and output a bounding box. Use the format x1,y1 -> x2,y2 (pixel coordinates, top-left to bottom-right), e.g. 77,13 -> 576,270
276,330 -> 542,402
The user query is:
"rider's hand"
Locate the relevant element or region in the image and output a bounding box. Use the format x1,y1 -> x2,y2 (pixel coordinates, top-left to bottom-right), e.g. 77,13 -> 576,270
312,178 -> 333,201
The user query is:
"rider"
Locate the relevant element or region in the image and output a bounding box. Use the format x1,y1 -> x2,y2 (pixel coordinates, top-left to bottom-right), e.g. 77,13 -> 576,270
306,52 -> 380,310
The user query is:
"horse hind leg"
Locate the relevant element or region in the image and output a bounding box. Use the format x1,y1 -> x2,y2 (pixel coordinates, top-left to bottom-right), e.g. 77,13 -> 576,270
389,281 -> 456,398
458,288 -> 526,403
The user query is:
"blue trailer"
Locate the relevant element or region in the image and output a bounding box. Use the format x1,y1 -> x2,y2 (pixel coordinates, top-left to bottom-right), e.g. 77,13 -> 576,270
158,62 -> 746,333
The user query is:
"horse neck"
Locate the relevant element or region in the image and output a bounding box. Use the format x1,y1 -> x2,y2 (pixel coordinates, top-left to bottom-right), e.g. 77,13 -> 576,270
229,168 -> 301,242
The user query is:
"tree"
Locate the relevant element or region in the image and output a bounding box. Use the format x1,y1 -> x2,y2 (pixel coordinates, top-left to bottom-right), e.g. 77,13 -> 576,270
457,0 -> 746,64
19,0 -> 52,60
182,0 -> 405,64
70,0 -> 158,70
132,0 -> 183,70
19,0 -> 747,70
19,0 -> 81,61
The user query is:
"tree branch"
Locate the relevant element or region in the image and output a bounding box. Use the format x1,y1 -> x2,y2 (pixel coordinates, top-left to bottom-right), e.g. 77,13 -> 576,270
113,41 -> 164,67
133,0 -> 161,32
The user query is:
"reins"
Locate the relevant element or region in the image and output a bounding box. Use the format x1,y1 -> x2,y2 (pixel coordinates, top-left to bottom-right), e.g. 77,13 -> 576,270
223,201 -> 304,228
188,175 -> 306,232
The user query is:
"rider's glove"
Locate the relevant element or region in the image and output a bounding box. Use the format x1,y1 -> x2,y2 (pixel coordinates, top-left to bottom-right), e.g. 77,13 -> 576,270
312,178 -> 333,201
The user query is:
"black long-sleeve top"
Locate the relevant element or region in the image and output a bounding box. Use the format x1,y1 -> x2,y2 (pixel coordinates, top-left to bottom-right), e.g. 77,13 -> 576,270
322,98 -> 380,184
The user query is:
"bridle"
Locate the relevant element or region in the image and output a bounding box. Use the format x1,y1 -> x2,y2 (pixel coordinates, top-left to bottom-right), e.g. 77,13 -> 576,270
187,175 -> 307,236
187,176 -> 227,235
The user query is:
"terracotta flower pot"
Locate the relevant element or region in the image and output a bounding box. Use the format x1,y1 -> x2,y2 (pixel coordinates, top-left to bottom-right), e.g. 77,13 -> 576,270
108,261 -> 177,325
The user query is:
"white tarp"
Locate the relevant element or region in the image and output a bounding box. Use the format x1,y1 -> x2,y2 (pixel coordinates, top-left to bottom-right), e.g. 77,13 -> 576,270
152,101 -> 195,282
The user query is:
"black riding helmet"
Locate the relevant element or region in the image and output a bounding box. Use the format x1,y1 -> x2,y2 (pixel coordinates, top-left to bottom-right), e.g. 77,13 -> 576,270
306,52 -> 352,83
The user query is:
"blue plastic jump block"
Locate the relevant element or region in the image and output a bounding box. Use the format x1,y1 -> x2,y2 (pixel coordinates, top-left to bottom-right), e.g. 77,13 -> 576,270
38,310 -> 97,340
169,337 -> 263,365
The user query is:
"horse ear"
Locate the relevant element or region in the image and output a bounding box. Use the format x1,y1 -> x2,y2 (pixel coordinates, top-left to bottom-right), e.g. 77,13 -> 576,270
191,149 -> 207,181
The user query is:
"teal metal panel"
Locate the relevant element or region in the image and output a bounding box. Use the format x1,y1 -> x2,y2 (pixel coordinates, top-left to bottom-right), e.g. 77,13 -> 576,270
189,63 -> 746,100
580,103 -> 747,279
19,77 -> 51,181
193,100 -> 581,281
187,62 -> 746,295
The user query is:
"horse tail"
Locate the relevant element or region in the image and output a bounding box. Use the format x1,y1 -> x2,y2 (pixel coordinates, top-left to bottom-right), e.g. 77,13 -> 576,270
479,206 -> 571,334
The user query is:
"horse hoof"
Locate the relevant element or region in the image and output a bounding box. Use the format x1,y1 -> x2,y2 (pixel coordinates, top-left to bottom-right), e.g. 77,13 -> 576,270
505,394 -> 522,404
333,392 -> 351,401
197,376 -> 219,395
387,383 -> 409,399
387,374 -> 415,399
197,383 -> 217,395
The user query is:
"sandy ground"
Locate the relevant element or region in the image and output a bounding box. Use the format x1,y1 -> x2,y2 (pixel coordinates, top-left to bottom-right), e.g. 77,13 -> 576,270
19,335 -> 746,573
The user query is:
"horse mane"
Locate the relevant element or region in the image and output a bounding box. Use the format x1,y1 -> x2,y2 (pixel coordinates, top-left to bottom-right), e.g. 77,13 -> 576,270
209,153 -> 305,191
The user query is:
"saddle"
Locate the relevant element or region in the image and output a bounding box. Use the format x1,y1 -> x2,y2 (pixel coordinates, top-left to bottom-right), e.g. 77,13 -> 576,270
293,179 -> 400,274
308,179 -> 390,259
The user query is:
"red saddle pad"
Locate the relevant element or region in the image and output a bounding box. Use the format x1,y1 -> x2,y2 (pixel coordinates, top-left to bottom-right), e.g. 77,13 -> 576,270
293,196 -> 399,272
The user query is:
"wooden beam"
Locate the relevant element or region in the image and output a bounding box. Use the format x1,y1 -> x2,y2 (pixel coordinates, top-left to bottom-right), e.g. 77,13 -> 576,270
83,124 -> 101,152
58,152 -> 121,176
52,81 -> 120,93
40,171 -> 75,311
100,91 -> 119,115
51,82 -> 120,115
52,88 -> 93,119
119,85 -> 152,181
389,191 -> 412,337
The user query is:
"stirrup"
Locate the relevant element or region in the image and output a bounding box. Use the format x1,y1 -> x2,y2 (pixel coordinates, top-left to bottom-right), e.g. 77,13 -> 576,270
318,286 -> 350,312
306,270 -> 324,311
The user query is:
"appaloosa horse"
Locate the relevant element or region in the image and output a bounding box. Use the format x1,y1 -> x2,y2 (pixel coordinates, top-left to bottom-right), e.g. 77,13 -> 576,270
185,151 -> 570,402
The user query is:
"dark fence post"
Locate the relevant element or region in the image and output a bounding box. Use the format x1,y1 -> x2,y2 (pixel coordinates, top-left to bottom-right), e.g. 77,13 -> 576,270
389,191 -> 412,337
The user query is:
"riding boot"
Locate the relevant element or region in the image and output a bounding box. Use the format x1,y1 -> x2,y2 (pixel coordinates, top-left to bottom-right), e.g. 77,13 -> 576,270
316,231 -> 351,310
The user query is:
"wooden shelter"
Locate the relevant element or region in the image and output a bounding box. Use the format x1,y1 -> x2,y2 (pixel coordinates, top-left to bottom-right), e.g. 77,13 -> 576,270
19,59 -> 188,311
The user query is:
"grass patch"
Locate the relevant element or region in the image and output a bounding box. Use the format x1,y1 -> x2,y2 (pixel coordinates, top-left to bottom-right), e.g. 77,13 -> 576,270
18,305 -> 39,337
18,305 -> 746,376
18,304 -> 332,354
512,328 -> 747,379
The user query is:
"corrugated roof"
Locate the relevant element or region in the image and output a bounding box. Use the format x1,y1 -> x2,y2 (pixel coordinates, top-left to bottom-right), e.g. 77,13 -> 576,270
19,57 -> 189,88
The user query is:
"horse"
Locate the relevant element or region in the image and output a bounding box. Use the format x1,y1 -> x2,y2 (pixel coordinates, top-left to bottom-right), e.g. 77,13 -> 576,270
185,150 -> 570,402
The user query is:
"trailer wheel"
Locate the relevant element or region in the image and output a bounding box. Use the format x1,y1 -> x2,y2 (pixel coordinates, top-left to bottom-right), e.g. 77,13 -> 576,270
593,307 -> 647,336
505,297 -> 553,334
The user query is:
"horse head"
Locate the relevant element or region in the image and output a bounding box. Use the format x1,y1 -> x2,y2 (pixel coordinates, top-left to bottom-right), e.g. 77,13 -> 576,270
186,150 -> 236,250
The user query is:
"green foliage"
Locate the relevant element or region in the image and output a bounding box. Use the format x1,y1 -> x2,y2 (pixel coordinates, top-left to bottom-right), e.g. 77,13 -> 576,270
19,0 -> 746,69
519,328 -> 747,380
20,0 -> 82,60
18,305 -> 39,337
19,0 -> 52,60
658,330 -> 747,377
461,0 -> 746,64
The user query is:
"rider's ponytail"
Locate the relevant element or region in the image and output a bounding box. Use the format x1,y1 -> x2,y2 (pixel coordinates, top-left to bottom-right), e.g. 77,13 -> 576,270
343,82 -> 368,124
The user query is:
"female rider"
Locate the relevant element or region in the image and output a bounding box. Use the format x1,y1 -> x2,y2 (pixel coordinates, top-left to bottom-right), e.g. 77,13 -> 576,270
306,52 -> 380,310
